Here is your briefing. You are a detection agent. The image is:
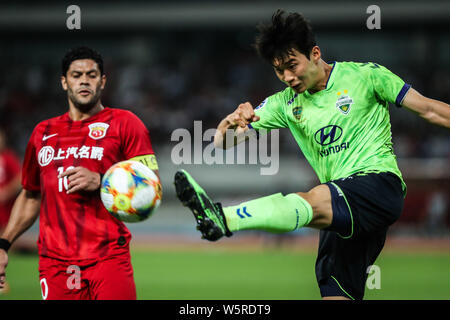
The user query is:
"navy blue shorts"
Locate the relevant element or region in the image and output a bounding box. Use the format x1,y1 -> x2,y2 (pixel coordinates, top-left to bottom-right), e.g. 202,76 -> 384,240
315,172 -> 404,300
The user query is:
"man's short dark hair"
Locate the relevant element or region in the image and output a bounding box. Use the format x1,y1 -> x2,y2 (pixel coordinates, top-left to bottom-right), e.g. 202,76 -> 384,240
61,46 -> 104,76
254,10 -> 317,64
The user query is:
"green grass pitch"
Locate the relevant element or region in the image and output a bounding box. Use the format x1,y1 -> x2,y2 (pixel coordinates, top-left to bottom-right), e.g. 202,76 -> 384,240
1,248 -> 449,300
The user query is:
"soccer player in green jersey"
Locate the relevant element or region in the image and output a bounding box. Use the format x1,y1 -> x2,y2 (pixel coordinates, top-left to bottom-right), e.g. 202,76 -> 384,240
174,10 -> 450,300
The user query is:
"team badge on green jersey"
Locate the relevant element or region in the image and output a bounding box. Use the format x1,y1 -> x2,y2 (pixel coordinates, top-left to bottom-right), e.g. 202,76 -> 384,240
292,106 -> 303,121
335,90 -> 353,115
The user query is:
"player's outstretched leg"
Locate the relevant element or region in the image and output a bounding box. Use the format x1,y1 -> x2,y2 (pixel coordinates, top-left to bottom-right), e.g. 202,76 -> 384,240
175,169 -> 316,240
174,170 -> 232,241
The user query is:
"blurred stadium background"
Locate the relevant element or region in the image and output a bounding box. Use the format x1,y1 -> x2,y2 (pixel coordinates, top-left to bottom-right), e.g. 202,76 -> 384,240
0,0 -> 449,300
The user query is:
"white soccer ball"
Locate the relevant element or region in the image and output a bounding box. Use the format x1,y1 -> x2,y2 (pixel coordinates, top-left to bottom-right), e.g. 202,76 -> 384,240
100,160 -> 162,222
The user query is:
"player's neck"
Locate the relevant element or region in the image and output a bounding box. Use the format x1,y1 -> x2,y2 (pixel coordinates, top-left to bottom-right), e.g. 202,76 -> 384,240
309,60 -> 333,94
68,102 -> 104,121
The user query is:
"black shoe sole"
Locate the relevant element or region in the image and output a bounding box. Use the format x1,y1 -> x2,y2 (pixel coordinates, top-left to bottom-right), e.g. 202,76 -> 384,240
174,171 -> 223,241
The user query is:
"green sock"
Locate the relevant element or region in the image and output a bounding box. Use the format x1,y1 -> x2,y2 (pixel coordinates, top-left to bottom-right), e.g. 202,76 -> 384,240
222,193 -> 313,233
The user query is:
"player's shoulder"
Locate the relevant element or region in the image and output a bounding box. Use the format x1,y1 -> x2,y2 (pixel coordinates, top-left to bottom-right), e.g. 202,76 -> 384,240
334,61 -> 373,71
256,87 -> 295,113
106,107 -> 147,130
26,116 -> 60,145
338,61 -> 386,73
32,113 -> 67,135
107,107 -> 141,120
35,113 -> 65,127
336,61 -> 387,84
268,87 -> 296,106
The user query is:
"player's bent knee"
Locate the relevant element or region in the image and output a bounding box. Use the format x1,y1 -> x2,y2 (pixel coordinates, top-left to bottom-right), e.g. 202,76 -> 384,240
297,185 -> 333,229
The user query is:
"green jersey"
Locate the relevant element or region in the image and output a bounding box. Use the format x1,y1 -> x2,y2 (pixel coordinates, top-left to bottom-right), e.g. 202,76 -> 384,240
251,61 -> 410,193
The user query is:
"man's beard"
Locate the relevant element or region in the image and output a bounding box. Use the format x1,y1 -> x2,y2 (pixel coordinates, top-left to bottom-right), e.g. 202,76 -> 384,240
68,88 -> 102,113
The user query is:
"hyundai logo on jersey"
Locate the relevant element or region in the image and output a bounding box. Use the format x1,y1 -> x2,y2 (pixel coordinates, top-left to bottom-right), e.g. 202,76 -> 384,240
314,125 -> 343,146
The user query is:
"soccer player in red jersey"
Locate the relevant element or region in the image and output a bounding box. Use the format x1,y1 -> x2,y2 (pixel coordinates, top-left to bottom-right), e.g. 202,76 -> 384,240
0,128 -> 22,232
0,128 -> 21,294
0,47 -> 160,300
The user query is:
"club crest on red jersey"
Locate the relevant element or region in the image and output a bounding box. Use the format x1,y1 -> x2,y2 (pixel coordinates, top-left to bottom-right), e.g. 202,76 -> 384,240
88,122 -> 109,140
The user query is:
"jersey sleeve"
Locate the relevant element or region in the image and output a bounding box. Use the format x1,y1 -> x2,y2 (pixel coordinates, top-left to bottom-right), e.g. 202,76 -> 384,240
249,90 -> 289,131
120,111 -> 154,159
367,63 -> 411,107
21,129 -> 41,192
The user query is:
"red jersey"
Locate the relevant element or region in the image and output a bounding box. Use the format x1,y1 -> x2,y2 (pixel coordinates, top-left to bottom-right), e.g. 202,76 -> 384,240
0,149 -> 21,227
22,107 -> 154,260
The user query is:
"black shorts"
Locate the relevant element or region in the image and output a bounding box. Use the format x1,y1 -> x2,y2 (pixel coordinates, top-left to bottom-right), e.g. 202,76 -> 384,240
315,172 -> 404,300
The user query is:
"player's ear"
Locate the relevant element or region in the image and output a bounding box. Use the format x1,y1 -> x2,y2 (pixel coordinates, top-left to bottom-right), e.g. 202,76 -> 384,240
61,76 -> 68,91
310,46 -> 321,63
100,74 -> 106,90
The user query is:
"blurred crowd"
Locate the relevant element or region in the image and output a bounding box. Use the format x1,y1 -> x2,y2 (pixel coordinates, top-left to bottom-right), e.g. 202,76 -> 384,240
0,31 -> 449,160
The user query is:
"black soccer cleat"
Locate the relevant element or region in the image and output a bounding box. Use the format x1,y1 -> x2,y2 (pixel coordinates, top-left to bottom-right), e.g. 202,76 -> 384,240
174,170 -> 232,241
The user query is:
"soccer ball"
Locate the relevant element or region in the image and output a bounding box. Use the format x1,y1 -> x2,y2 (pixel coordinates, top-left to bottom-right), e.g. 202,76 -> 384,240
100,160 -> 162,222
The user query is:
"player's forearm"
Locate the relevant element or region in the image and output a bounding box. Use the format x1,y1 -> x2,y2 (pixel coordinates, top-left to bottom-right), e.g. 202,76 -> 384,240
1,189 -> 41,244
422,98 -> 450,128
215,103 -> 260,149
402,88 -> 450,128
214,118 -> 249,149
214,118 -> 230,149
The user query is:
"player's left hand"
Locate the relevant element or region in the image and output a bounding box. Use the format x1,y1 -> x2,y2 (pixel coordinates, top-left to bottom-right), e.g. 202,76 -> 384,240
58,167 -> 101,194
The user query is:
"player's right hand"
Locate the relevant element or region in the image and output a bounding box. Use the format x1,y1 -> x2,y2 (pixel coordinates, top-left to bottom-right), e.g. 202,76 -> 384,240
224,102 -> 260,129
0,249 -> 8,289
215,102 -> 261,149
58,166 -> 102,194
